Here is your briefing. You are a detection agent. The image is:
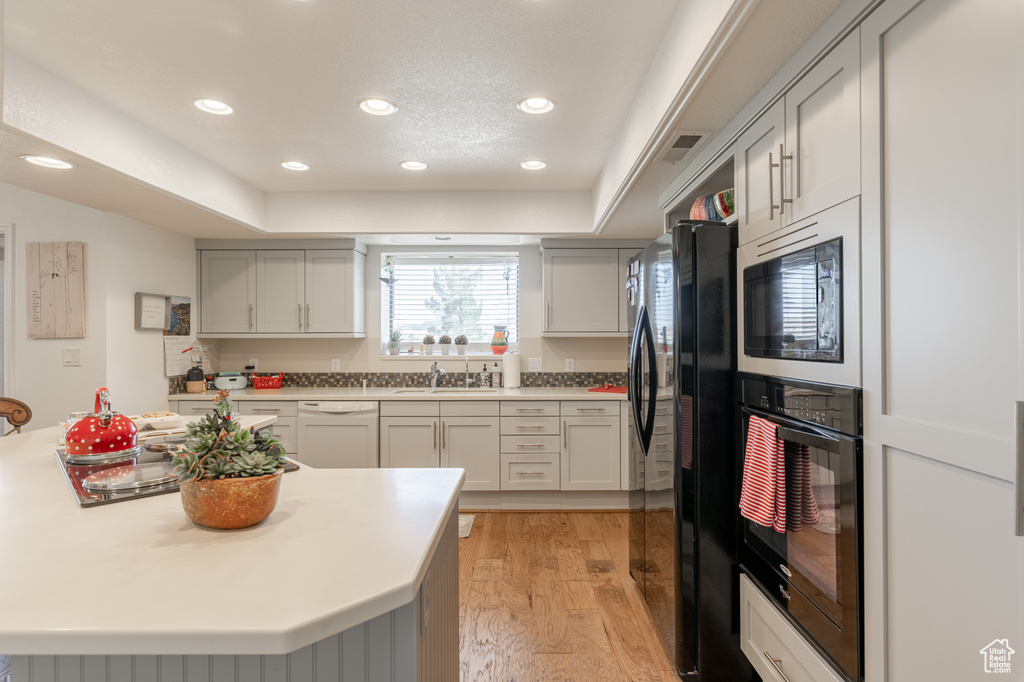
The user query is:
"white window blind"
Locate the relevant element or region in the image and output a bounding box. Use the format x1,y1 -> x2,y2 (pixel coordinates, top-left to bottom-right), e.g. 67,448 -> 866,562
383,254 -> 519,345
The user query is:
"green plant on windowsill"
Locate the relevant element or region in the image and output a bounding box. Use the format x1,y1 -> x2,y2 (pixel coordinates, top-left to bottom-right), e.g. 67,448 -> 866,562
388,330 -> 403,355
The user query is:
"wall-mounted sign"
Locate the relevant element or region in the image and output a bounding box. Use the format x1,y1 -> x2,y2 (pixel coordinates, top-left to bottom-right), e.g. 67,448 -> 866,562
27,241 -> 85,339
135,292 -> 170,331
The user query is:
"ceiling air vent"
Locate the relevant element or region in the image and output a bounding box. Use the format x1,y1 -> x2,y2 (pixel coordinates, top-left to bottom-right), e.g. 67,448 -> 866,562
660,131 -> 711,164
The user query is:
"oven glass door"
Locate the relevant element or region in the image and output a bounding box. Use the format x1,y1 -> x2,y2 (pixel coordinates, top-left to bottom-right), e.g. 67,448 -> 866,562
744,238 -> 842,362
741,407 -> 858,630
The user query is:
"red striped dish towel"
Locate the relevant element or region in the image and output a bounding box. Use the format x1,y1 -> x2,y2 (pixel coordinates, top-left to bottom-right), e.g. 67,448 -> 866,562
739,415 -> 786,533
785,442 -> 819,530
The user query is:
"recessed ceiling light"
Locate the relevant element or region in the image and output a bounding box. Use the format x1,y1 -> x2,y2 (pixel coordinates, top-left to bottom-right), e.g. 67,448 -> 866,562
432,235 -> 453,241
400,160 -> 427,171
20,155 -> 76,169
520,160 -> 547,170
194,99 -> 233,115
517,97 -> 555,114
359,99 -> 397,116
281,161 -> 309,171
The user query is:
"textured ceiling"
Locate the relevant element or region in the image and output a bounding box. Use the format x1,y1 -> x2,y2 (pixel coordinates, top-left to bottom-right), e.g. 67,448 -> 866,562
5,0 -> 681,193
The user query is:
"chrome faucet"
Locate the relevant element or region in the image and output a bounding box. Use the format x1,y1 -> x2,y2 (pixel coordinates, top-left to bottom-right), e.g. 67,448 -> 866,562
464,355 -> 470,388
429,361 -> 447,388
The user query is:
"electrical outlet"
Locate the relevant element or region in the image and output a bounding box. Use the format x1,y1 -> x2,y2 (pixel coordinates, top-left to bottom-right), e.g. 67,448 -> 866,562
565,357 -> 575,372
62,348 -> 81,367
331,357 -> 342,372
248,357 -> 258,372
528,357 -> 542,372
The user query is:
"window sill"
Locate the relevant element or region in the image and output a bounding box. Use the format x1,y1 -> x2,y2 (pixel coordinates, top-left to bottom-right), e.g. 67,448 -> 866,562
380,349 -> 517,361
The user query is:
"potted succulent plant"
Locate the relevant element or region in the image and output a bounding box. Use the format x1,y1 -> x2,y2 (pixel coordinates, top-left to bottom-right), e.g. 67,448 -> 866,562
388,330 -> 402,355
171,390 -> 286,530
454,334 -> 469,355
438,334 -> 452,355
423,334 -> 435,355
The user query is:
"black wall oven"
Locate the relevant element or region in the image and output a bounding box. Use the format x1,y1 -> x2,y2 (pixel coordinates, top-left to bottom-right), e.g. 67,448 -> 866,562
738,373 -> 863,682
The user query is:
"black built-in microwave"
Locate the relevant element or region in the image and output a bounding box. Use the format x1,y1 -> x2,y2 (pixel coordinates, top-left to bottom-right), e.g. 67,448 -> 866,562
744,237 -> 842,362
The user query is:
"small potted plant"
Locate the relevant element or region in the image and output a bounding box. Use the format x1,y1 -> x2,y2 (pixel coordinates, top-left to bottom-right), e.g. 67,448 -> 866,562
388,330 -> 402,355
438,334 -> 452,355
454,334 -> 469,355
171,390 -> 286,530
423,334 -> 436,355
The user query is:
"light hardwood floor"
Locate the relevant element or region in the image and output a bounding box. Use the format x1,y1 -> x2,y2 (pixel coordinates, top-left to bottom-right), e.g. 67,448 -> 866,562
458,511 -> 679,682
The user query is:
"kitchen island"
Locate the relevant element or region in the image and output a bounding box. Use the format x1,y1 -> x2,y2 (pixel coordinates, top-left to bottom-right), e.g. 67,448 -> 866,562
0,426 -> 462,681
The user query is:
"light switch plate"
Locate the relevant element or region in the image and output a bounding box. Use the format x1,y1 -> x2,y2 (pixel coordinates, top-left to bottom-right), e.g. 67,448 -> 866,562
248,357 -> 258,372
62,348 -> 81,367
565,357 -> 575,372
331,357 -> 342,372
528,358 -> 542,372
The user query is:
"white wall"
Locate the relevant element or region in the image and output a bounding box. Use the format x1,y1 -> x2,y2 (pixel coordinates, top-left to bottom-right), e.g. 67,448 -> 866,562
217,244 -> 627,375
0,181 -> 196,430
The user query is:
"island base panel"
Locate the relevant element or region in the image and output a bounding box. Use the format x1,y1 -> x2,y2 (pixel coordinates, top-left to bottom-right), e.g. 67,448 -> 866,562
10,512 -> 458,682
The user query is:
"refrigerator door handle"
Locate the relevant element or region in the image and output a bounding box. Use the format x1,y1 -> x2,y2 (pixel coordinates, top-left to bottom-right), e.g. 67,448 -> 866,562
640,308 -> 658,451
629,305 -> 647,448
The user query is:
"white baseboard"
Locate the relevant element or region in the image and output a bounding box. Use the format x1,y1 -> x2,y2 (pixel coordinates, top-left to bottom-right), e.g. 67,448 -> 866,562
459,490 -> 627,510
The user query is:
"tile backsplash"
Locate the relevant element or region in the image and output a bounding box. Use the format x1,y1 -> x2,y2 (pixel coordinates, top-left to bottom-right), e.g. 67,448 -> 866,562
169,371 -> 627,394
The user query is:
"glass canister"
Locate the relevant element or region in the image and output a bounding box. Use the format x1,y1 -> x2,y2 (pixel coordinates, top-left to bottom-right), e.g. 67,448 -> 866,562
490,325 -> 509,355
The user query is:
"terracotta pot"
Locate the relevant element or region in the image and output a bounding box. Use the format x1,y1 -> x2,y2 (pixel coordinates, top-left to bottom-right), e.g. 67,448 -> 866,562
179,470 -> 283,530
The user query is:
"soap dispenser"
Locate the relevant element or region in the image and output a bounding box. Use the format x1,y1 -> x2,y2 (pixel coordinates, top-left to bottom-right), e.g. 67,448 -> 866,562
479,363 -> 489,387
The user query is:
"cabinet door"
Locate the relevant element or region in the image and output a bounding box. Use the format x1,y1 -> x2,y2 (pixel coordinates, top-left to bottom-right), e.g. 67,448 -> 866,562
783,29 -> 860,225
200,250 -> 256,333
542,249 -> 619,333
262,416 -> 297,455
256,250 -> 305,333
305,250 -> 359,333
561,416 -> 620,491
618,248 -> 641,332
295,416 -> 378,468
735,100 -> 785,246
860,0 -> 1023,679
379,417 -> 439,468
442,416 -> 500,491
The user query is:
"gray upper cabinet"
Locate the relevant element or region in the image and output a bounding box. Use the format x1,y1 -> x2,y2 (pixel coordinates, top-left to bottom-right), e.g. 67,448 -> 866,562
198,243 -> 366,337
542,248 -> 620,335
199,250 -> 256,333
736,29 -> 860,246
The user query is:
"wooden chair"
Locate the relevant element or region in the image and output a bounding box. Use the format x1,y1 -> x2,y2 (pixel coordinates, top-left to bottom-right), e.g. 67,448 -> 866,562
0,398 -> 32,436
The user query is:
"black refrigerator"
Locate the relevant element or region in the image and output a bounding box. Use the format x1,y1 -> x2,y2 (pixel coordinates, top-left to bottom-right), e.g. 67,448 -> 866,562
626,220 -> 754,681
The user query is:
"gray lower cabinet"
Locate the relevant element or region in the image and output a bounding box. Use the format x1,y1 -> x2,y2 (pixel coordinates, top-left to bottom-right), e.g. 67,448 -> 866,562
441,416 -> 500,491
560,415 -> 620,491
295,415 -> 378,468
380,417 -> 440,468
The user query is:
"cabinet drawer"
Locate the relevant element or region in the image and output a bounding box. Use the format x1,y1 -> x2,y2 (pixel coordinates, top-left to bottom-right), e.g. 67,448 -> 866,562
739,574 -> 844,682
381,401 -> 440,417
256,416 -> 297,454
500,417 -> 560,436
238,400 -> 298,417
560,401 -> 618,416
440,401 -> 499,417
177,400 -> 237,417
500,401 -> 559,417
500,454 -> 560,491
500,435 -> 561,454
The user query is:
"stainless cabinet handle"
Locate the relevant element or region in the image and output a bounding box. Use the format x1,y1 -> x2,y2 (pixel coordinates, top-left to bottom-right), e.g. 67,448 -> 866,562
516,443 -> 546,448
563,421 -> 568,448
248,304 -> 254,330
1016,401 -> 1024,536
777,143 -> 792,216
762,651 -> 793,682
442,424 -> 447,450
577,407 -> 606,413
768,150 -> 776,220
516,471 -> 545,476
546,302 -> 551,329
433,422 -> 437,450
515,407 -> 545,412
298,303 -> 302,330
251,408 -> 281,413
306,304 -> 310,331
515,425 -> 545,429
191,407 -> 213,412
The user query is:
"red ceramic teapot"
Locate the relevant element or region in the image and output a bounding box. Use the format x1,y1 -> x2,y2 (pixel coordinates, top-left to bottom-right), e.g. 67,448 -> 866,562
65,387 -> 139,459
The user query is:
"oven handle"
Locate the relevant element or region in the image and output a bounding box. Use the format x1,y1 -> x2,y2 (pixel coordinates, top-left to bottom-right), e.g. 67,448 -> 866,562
742,406 -> 843,452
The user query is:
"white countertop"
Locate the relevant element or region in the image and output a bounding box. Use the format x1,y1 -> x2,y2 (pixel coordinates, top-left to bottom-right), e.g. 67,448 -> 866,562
0,426 -> 464,656
170,386 -> 628,401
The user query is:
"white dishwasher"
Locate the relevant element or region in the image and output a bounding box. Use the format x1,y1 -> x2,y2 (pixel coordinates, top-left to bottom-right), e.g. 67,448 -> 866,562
296,401 -> 379,468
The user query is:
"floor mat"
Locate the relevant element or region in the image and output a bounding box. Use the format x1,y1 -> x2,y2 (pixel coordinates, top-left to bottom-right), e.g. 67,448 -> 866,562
458,514 -> 476,538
